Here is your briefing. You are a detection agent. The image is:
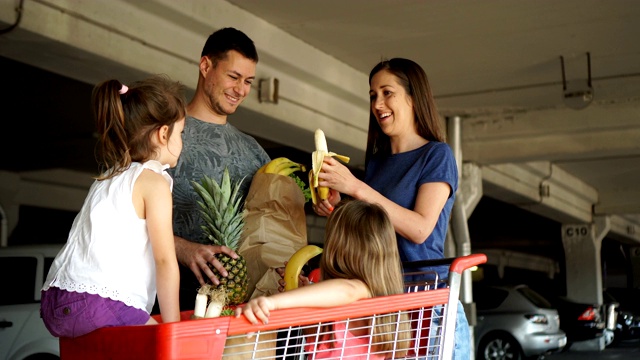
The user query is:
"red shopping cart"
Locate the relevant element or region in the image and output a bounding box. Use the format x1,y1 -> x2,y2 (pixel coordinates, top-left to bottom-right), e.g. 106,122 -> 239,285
59,253 -> 485,359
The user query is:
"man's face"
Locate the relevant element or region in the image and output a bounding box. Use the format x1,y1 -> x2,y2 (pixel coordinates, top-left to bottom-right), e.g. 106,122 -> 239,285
202,50 -> 256,116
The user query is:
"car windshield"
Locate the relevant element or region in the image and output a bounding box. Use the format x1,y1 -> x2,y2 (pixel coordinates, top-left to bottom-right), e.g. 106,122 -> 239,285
519,286 -> 553,309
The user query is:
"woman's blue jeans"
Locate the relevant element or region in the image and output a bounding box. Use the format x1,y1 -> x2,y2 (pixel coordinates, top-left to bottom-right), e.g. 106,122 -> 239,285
427,300 -> 471,360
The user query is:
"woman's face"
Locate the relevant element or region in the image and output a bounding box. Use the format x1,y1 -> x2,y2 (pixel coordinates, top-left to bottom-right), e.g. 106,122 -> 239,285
369,70 -> 415,138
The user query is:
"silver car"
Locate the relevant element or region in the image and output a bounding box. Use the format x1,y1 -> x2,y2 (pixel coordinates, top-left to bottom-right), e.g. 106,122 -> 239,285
473,284 -> 567,360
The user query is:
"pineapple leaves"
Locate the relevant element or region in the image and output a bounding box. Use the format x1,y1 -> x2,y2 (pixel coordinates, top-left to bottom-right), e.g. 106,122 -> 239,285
191,167 -> 246,249
190,166 -> 250,305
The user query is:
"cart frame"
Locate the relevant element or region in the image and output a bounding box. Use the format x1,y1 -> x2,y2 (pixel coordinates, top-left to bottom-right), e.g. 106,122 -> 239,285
60,254 -> 486,359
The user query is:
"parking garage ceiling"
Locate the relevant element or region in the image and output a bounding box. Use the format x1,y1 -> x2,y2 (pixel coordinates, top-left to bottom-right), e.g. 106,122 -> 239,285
1,0 -> 639,242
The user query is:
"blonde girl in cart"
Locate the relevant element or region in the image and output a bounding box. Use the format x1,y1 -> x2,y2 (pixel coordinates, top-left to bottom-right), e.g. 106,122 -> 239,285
236,199 -> 412,359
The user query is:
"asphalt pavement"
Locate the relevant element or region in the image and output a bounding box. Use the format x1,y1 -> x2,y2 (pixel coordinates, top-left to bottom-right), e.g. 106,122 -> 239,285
549,339 -> 640,360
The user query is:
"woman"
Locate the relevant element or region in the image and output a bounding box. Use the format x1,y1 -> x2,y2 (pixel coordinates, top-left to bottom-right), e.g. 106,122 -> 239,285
314,58 -> 470,359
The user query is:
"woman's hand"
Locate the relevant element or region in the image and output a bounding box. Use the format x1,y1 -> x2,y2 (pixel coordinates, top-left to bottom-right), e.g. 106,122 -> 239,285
317,156 -> 363,200
312,156 -> 363,216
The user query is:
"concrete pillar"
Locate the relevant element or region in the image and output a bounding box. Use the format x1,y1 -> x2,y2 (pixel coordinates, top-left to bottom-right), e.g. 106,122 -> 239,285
561,222 -> 607,351
447,116 -> 478,359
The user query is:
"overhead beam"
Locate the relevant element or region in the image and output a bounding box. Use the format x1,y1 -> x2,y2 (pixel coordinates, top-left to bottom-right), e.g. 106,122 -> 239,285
608,215 -> 640,244
474,248 -> 560,279
461,101 -> 640,164
480,161 -> 639,243
481,161 -> 596,223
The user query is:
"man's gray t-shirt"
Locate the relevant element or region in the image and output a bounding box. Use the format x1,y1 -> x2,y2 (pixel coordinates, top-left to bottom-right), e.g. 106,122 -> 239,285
169,116 -> 270,244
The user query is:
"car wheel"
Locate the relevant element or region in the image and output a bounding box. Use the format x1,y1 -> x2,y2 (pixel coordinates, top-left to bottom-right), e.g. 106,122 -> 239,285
477,333 -> 523,360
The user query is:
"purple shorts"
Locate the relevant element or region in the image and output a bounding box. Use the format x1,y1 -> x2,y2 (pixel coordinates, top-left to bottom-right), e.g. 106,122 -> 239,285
40,287 -> 150,338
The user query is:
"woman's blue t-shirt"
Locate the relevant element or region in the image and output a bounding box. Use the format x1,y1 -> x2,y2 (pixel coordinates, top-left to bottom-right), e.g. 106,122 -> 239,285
365,141 -> 458,281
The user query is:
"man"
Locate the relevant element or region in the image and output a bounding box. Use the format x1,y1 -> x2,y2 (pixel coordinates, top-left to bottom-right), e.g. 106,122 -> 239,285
169,27 -> 270,310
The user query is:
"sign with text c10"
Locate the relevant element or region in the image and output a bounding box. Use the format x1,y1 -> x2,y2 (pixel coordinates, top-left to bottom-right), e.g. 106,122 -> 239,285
565,226 -> 589,237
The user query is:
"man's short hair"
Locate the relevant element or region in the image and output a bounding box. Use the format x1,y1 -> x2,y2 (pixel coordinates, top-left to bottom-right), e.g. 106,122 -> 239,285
201,27 -> 259,64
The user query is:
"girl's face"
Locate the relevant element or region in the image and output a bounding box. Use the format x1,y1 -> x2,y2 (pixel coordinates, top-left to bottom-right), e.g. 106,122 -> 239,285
369,70 -> 415,138
165,117 -> 185,167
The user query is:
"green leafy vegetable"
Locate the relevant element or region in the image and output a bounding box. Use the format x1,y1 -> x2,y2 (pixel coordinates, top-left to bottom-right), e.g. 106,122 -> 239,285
289,173 -> 312,203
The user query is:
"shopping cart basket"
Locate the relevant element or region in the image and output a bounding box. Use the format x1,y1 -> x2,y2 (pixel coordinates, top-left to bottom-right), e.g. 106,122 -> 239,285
59,253 -> 485,359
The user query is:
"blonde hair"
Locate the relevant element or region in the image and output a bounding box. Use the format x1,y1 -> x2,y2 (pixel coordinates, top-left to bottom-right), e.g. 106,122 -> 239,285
320,200 -> 411,354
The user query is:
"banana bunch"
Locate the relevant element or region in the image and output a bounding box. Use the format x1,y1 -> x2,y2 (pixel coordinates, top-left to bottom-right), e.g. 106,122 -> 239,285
257,157 -> 306,176
284,244 -> 323,291
309,129 -> 350,205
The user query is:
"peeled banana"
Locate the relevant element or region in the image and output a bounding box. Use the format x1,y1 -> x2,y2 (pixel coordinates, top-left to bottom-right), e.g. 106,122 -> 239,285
310,129 -> 350,205
284,244 -> 323,291
258,157 -> 306,176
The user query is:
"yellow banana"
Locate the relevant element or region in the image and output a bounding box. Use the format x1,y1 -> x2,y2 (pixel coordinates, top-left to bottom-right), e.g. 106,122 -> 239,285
308,169 -> 318,205
273,159 -> 302,175
262,157 -> 307,177
310,129 -> 350,204
263,157 -> 294,174
284,244 -> 323,291
256,162 -> 268,174
278,162 -> 306,176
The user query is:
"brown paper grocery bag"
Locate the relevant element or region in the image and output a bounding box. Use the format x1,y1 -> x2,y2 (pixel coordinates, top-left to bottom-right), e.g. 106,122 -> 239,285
238,173 -> 308,299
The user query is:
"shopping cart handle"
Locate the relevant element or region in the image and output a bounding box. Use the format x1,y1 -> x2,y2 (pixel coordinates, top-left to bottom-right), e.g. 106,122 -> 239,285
403,253 -> 487,273
450,253 -> 487,274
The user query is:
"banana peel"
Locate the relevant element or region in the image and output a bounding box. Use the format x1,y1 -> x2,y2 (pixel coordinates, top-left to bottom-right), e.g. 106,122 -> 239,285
284,244 -> 323,291
310,129 -> 350,205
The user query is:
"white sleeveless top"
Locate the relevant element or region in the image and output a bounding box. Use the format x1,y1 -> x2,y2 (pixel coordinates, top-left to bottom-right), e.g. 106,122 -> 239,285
42,160 -> 172,313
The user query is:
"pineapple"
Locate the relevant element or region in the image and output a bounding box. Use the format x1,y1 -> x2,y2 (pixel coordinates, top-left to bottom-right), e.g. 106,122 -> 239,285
191,167 -> 249,305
